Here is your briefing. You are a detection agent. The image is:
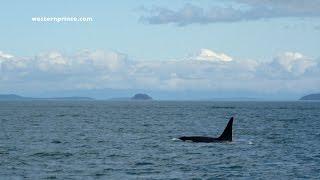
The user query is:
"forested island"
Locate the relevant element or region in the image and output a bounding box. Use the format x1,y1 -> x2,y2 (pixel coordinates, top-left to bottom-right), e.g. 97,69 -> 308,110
300,94 -> 320,100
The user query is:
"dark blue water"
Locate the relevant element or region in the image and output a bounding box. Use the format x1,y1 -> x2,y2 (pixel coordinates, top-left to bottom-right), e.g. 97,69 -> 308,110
0,101 -> 319,179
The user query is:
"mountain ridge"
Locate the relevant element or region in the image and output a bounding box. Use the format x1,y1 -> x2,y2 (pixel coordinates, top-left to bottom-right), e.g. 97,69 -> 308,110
300,93 -> 320,100
0,94 -> 94,100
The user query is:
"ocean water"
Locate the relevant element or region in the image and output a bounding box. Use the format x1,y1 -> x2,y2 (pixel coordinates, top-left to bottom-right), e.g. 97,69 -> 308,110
0,101 -> 319,179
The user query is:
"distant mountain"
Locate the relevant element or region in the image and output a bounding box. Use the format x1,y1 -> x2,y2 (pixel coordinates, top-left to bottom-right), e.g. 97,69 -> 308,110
41,97 -> 94,100
0,94 -> 94,101
131,93 -> 153,100
108,93 -> 153,101
300,93 -> 320,100
0,94 -> 26,100
108,97 -> 131,101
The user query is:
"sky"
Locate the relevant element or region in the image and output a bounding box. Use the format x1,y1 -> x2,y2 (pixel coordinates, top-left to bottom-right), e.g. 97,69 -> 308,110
0,0 -> 320,99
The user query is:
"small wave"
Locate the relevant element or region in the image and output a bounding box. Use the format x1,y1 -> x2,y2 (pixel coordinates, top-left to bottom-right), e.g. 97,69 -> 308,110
31,114 -> 44,117
211,106 -> 236,109
185,152 -> 201,155
235,139 -> 254,145
107,154 -> 127,158
229,165 -> 243,169
51,140 -> 62,144
56,114 -> 81,117
135,162 -> 154,166
31,151 -> 73,158
56,114 -> 66,117
46,176 -> 58,179
171,138 -> 181,141
95,173 -> 107,177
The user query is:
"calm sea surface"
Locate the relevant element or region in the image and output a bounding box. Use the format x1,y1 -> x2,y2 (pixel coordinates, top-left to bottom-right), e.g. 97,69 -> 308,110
0,101 -> 319,179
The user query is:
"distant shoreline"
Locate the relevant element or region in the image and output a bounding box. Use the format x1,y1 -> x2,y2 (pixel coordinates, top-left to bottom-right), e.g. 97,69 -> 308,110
299,93 -> 320,101
0,94 -> 94,101
1,93 -> 320,101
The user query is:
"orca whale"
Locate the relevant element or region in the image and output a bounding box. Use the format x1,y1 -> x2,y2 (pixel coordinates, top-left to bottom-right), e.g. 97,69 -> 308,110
178,117 -> 234,143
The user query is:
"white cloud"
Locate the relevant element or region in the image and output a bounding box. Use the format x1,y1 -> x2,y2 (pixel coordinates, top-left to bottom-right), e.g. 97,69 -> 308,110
35,51 -> 69,72
0,49 -> 319,95
140,1 -> 320,25
192,49 -> 233,62
74,50 -> 128,72
258,52 -> 318,79
272,52 -> 316,75
0,51 -> 14,59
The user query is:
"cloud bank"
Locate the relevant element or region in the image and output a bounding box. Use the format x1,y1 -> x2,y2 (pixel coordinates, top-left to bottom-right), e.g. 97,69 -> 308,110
1,49 -> 319,96
140,0 -> 320,25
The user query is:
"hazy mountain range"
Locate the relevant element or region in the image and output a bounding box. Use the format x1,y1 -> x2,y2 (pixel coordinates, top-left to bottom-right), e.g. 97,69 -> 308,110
300,94 -> 320,100
1,93 -> 319,101
0,94 -> 94,101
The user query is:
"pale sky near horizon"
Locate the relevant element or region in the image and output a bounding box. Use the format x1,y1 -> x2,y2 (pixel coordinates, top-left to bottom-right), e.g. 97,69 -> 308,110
0,0 -> 320,99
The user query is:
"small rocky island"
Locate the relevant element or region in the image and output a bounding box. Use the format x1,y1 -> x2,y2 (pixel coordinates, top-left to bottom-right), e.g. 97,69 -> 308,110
131,93 -> 153,100
300,93 -> 320,100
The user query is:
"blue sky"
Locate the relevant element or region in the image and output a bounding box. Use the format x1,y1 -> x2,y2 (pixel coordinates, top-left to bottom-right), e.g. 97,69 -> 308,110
0,0 -> 320,99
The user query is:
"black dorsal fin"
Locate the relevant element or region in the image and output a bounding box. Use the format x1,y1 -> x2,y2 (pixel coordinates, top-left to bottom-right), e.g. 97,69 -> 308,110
218,117 -> 233,141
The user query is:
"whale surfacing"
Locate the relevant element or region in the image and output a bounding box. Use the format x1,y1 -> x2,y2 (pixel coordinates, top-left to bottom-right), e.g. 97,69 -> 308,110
178,117 -> 234,143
